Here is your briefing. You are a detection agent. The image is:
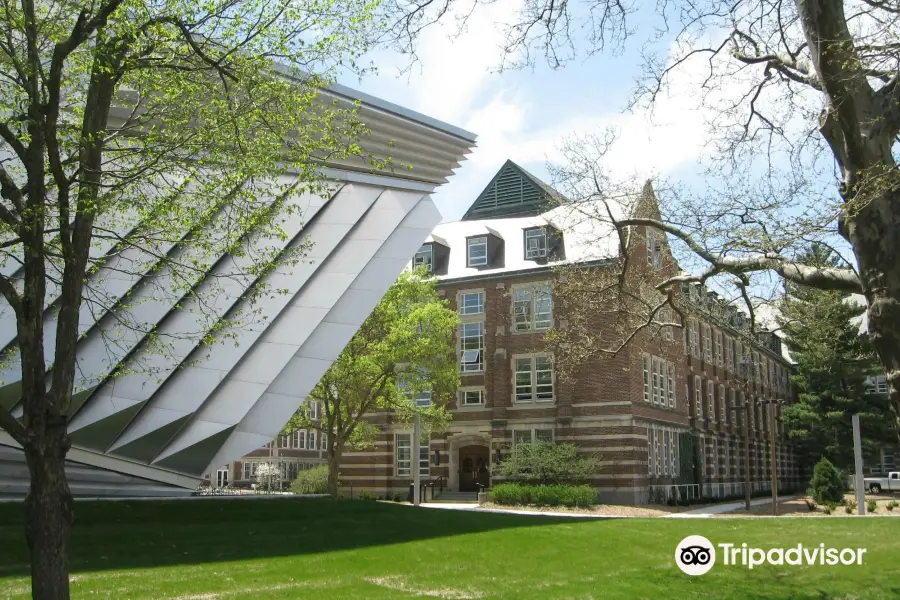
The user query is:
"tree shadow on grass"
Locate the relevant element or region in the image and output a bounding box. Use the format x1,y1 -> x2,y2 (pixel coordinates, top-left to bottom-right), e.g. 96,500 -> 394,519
0,497 -> 602,576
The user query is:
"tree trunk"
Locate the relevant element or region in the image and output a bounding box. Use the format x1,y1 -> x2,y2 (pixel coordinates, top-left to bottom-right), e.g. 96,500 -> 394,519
327,441 -> 344,498
848,185 -> 900,436
23,422 -> 73,600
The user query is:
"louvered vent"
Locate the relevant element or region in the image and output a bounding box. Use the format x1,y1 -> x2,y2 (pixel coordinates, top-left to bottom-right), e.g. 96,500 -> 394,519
462,161 -> 557,220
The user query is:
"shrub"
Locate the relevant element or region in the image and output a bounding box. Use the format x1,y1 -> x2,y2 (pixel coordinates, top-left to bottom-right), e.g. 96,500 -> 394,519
845,500 -> 857,514
491,483 -> 597,507
492,442 -> 598,484
823,505 -> 833,515
291,465 -> 329,495
887,500 -> 898,512
357,491 -> 378,501
804,499 -> 818,512
808,458 -> 844,505
867,499 -> 877,513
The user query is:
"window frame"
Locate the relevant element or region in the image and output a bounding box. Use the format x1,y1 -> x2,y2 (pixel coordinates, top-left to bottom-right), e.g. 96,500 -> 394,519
458,387 -> 486,407
523,227 -> 549,259
458,320 -> 485,373
511,282 -> 553,332
694,375 -> 703,419
707,380 -> 715,422
512,353 -> 555,403
466,236 -> 488,267
413,244 -> 434,273
458,289 -> 485,316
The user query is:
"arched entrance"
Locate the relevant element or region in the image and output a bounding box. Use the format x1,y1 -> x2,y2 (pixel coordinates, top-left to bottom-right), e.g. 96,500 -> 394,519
458,445 -> 490,491
447,433 -> 491,492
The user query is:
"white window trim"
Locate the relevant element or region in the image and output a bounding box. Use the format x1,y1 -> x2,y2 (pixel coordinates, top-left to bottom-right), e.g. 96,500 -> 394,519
719,384 -> 727,424
458,320 -> 485,373
694,375 -> 703,419
413,245 -> 434,273
512,353 -> 555,403
511,282 -> 553,333
457,288 -> 486,317
511,426 -> 555,450
524,228 -> 548,259
467,236 -> 488,267
707,380 -> 716,422
457,386 -> 486,409
642,354 -> 651,403
646,423 -> 682,479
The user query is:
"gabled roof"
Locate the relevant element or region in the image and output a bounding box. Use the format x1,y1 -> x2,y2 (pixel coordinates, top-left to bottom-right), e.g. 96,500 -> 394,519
461,160 -> 565,221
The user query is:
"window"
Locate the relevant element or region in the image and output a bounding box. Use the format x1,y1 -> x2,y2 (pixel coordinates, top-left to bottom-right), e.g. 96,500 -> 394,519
278,434 -> 291,449
694,376 -> 703,419
724,336 -> 733,371
514,355 -> 554,402
243,462 -> 259,480
459,321 -> 485,372
646,230 -> 662,269
667,362 -> 676,408
647,424 -> 681,478
714,330 -> 723,366
865,375 -> 888,394
702,324 -> 712,362
710,437 -> 718,477
719,384 -> 727,424
642,355 -> 651,403
413,245 -> 433,272
395,434 -> 428,477
643,355 -> 675,407
730,390 -> 737,425
308,401 -> 318,420
459,291 -> 485,315
513,284 -> 553,331
294,430 -> 306,449
459,388 -> 485,406
524,228 -> 548,259
467,236 -> 488,267
707,380 -> 715,421
688,318 -> 700,358
308,430 -> 316,449
396,434 -> 411,476
514,427 -> 554,451
658,307 -> 674,341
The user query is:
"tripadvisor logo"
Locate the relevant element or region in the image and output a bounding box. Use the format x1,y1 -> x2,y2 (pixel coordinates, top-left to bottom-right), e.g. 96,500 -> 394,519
675,536 -> 867,575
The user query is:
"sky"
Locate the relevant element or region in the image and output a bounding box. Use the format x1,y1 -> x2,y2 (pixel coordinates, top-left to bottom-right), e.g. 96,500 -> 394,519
336,0 -> 716,223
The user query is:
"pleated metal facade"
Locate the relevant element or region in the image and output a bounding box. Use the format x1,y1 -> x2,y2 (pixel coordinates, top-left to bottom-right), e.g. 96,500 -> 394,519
0,83 -> 475,496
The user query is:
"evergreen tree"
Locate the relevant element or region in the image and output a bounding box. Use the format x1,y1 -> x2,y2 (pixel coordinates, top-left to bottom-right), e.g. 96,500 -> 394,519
779,245 -> 894,473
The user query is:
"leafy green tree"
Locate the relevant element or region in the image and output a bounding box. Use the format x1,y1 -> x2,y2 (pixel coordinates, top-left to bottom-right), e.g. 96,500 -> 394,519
292,465 -> 330,495
779,245 -> 894,472
807,457 -> 844,505
284,270 -> 460,496
492,441 -> 598,485
0,0 -> 387,595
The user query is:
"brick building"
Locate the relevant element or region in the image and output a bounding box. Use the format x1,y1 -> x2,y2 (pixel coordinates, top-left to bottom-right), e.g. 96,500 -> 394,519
337,160 -> 801,504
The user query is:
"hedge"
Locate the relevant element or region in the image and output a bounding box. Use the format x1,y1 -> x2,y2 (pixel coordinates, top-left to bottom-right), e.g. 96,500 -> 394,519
490,483 -> 597,507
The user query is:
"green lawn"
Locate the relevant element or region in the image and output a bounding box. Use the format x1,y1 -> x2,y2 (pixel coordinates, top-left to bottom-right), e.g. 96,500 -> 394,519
0,498 -> 898,599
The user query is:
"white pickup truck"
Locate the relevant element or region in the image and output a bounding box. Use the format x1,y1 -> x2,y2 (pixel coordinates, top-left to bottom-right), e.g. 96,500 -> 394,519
864,472 -> 900,493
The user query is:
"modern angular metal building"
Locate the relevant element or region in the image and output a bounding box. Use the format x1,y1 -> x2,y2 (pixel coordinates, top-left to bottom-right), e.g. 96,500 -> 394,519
0,82 -> 475,497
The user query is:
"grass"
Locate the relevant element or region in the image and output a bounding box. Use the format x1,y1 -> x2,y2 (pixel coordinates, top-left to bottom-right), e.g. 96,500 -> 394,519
0,498 -> 898,599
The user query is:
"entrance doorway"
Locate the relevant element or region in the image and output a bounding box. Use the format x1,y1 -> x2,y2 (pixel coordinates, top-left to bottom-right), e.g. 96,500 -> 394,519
458,445 -> 489,491
216,468 -> 229,488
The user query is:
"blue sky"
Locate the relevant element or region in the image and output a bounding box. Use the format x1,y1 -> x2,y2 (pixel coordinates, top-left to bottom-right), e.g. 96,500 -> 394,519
336,0 -> 714,222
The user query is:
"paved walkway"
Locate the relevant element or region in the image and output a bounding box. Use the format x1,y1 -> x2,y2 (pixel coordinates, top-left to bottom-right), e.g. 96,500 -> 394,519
415,495 -> 801,519
417,502 -> 628,518
664,494 -> 801,518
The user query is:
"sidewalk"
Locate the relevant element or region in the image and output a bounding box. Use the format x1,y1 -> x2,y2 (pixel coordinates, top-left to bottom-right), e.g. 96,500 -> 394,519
414,494 -> 801,519
665,494 -> 800,518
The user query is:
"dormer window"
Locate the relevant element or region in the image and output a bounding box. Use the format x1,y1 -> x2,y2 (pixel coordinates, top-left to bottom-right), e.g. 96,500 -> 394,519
524,228 -> 547,259
413,244 -> 434,273
467,236 -> 488,267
